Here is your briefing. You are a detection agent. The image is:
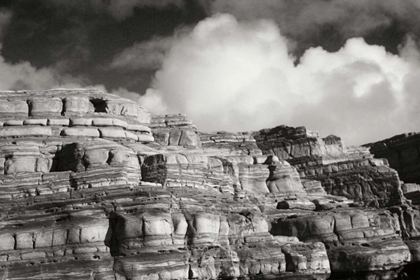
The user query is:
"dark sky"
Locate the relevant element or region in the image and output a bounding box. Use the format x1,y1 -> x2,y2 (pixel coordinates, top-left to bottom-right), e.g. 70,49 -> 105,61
0,0 -> 208,93
0,0 -> 414,94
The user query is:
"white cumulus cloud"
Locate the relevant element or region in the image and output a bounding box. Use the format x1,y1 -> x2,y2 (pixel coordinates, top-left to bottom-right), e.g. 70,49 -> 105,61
140,14 -> 420,145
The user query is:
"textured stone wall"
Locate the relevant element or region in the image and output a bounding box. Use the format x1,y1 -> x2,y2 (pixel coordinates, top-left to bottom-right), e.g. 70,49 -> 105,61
0,89 -> 419,280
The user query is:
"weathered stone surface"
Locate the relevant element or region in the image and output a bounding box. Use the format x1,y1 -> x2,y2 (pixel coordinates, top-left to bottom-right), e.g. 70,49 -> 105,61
201,131 -> 261,156
48,118 -> 70,126
64,95 -> 93,116
0,100 -> 28,117
0,126 -> 52,137
28,97 -> 63,117
368,133 -> 420,184
151,114 -> 201,148
1,89 -> 420,280
62,127 -> 100,137
253,125 -> 405,208
23,118 -> 48,126
271,209 -> 410,272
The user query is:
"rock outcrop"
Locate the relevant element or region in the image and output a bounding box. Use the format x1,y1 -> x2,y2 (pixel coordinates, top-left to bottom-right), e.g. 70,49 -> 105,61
150,114 -> 201,148
367,132 -> 420,277
368,133 -> 420,184
0,89 -> 418,280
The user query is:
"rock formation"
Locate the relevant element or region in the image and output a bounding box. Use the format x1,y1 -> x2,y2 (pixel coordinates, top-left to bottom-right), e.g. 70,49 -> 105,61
368,133 -> 420,185
0,89 -> 418,279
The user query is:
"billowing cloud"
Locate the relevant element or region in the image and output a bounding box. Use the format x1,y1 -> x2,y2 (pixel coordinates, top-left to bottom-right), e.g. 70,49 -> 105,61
399,36 -> 420,63
141,14 -> 420,145
109,36 -> 174,70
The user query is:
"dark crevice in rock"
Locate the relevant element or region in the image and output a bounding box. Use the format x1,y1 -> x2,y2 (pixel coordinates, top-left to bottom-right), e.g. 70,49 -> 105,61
90,98 -> 107,113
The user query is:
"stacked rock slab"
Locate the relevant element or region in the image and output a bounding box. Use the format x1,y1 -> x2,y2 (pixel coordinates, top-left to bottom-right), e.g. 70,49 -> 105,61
0,90 -> 417,280
197,126 -> 413,278
0,89 -> 154,143
149,114 -> 201,148
367,133 -> 420,275
0,90 -> 331,280
200,131 -> 261,156
253,125 -> 404,208
0,89 -> 156,279
249,125 -> 420,278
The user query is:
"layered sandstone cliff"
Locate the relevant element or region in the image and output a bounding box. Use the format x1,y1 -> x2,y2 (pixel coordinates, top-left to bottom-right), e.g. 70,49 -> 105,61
0,89 -> 418,280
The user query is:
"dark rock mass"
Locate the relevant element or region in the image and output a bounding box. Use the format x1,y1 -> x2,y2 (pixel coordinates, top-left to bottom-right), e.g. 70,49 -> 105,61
368,133 -> 420,184
0,89 -> 418,279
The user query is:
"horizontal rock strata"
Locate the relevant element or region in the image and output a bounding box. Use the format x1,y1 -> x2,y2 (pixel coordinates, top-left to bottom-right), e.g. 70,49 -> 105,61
150,114 -> 201,148
0,89 -> 154,143
366,132 -> 420,277
252,125 -> 404,207
0,90 -> 419,280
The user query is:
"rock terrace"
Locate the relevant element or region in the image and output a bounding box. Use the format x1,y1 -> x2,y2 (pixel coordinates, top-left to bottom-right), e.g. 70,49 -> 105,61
0,89 -> 418,280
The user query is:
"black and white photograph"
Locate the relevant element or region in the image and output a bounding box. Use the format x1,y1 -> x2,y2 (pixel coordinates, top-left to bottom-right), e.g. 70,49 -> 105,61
0,1 -> 419,279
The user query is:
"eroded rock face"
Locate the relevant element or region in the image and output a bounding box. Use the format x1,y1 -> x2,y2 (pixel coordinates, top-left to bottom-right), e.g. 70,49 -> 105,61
368,133 -> 420,184
150,114 -> 201,148
253,125 -> 405,208
0,89 -> 418,280
271,209 -> 410,272
0,89 -> 153,143
366,133 -> 420,277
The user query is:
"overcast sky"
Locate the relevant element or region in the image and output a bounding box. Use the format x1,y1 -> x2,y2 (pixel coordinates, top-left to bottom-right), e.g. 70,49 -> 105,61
1,0 -> 420,145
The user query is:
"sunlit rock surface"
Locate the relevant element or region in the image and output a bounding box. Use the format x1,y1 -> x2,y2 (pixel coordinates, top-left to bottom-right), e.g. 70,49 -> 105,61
0,89 -> 418,279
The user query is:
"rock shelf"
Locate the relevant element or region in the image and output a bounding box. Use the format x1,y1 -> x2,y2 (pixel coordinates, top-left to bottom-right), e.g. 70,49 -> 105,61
0,89 -> 418,279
